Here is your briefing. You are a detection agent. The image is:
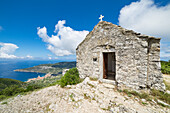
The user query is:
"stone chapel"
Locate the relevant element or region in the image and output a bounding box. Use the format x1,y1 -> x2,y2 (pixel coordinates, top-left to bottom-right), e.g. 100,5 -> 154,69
76,21 -> 165,91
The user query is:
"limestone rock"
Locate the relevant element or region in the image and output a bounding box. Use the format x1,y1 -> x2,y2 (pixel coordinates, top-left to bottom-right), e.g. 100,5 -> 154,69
157,100 -> 170,107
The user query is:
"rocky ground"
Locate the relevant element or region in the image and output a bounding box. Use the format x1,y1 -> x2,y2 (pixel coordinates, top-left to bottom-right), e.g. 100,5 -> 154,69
164,74 -> 170,86
0,77 -> 169,113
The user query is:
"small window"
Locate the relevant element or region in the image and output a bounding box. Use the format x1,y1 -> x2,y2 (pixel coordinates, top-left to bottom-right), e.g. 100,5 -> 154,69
93,58 -> 97,62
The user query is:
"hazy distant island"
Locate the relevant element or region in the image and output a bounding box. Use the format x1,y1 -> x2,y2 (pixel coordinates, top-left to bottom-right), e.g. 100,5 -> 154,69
14,61 -> 76,75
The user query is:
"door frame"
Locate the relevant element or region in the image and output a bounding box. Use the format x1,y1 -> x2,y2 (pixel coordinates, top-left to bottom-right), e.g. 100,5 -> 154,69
99,47 -> 116,81
102,52 -> 116,80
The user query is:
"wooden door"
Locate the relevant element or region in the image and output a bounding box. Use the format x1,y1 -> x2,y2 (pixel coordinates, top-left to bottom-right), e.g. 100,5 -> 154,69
103,53 -> 108,79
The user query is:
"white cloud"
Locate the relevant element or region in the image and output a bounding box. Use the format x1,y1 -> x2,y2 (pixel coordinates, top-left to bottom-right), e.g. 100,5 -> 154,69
160,43 -> 170,60
37,20 -> 89,56
48,57 -> 52,60
118,0 -> 170,60
0,42 -> 19,59
26,55 -> 33,59
119,0 -> 170,42
0,43 -> 35,59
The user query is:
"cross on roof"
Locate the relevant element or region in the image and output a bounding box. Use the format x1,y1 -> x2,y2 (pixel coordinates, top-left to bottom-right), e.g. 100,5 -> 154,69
99,15 -> 104,21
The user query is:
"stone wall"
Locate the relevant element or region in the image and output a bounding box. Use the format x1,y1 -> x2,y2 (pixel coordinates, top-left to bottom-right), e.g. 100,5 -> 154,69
76,21 -> 165,91
147,39 -> 165,90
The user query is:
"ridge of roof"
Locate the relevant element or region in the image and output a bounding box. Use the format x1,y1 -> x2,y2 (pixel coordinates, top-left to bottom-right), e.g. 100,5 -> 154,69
76,21 -> 160,50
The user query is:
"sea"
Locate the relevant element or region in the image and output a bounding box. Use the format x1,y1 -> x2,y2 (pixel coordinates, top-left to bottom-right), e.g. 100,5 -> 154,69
0,60 -> 68,82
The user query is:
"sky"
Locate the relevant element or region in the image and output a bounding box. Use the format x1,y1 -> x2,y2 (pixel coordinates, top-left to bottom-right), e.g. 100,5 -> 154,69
0,0 -> 170,61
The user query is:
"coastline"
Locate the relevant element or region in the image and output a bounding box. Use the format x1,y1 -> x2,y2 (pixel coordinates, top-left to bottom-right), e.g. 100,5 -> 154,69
14,69 -> 45,73
26,73 -> 51,82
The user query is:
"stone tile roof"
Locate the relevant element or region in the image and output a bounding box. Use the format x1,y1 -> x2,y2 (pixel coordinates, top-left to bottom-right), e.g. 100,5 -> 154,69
77,21 -> 160,49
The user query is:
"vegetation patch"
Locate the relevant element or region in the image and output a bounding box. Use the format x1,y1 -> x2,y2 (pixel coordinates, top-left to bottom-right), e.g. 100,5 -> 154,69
0,62 -> 77,101
142,102 -> 148,105
45,103 -> 51,112
89,77 -> 98,81
84,93 -> 90,99
164,80 -> 170,91
150,89 -> 170,105
122,89 -> 151,101
1,101 -> 7,105
69,93 -> 75,102
87,82 -> 95,88
101,106 -> 111,111
161,61 -> 170,74
121,88 -> 170,107
0,78 -> 24,92
0,95 -> 6,101
57,68 -> 82,88
0,76 -> 61,101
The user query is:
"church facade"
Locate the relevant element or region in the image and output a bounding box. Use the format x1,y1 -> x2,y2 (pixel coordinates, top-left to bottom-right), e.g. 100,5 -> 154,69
76,21 -> 165,91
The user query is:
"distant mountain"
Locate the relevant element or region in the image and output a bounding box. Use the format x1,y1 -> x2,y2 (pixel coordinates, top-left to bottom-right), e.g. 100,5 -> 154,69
14,61 -> 76,75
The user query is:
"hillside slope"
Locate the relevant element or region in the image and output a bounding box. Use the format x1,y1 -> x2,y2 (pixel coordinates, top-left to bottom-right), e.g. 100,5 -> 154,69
0,77 -> 169,113
0,78 -> 23,91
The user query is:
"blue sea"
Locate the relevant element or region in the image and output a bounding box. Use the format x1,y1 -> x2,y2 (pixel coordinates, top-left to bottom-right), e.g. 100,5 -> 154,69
0,60 -> 66,82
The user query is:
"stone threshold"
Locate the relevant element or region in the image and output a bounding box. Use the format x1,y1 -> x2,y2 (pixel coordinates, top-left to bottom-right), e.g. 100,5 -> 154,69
101,79 -> 117,85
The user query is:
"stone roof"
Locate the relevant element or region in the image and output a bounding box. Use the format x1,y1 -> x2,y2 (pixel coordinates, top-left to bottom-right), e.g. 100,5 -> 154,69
77,21 -> 161,49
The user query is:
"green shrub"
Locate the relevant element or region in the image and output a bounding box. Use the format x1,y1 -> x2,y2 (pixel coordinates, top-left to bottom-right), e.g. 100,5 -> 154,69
161,61 -> 170,74
0,76 -> 61,101
58,68 -> 81,87
2,85 -> 19,96
0,78 -> 23,91
25,84 -> 43,92
25,86 -> 34,92
123,89 -> 129,94
1,85 -> 25,96
1,101 -> 7,105
0,95 -> 6,101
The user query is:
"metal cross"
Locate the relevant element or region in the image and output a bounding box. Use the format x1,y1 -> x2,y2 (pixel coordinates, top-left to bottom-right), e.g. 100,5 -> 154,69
99,15 -> 104,21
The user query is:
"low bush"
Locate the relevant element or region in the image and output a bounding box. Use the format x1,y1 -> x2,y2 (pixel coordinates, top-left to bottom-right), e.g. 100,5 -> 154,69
25,84 -> 43,92
0,78 -> 23,92
2,85 -> 24,96
161,61 -> 170,74
58,68 -> 81,87
1,101 -> 7,105
0,95 -> 6,101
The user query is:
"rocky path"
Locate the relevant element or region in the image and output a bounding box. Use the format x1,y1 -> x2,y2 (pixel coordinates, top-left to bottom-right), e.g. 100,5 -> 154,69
0,77 -> 169,113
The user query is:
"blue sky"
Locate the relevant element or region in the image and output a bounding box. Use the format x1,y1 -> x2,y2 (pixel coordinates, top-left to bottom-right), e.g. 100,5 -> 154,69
0,0 -> 170,60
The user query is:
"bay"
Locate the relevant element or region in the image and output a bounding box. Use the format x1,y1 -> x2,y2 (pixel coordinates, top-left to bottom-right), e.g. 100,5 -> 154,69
0,60 -> 65,82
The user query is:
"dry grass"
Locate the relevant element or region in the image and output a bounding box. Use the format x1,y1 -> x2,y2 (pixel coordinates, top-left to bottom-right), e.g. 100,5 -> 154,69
122,88 -> 170,107
163,74 -> 170,90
